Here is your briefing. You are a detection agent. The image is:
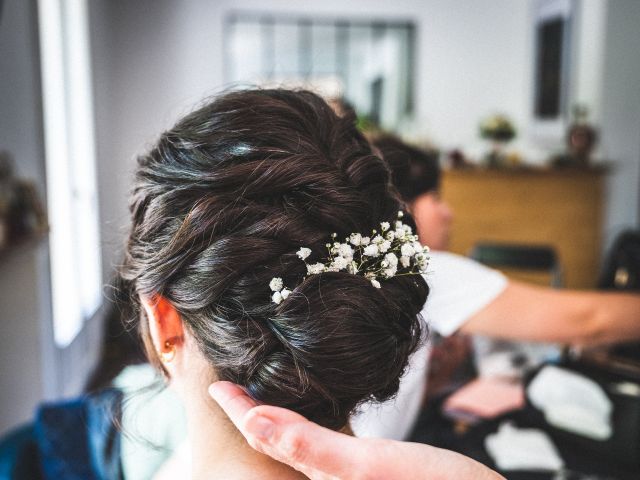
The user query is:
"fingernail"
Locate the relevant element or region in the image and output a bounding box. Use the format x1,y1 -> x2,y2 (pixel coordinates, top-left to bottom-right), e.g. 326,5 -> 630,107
246,414 -> 274,442
208,383 -> 223,402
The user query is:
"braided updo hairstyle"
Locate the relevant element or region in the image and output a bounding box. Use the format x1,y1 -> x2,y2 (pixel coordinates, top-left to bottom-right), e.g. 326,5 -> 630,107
119,89 -> 429,430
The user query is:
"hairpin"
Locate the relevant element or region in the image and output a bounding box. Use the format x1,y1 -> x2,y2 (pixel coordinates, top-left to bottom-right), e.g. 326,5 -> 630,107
270,211 -> 429,304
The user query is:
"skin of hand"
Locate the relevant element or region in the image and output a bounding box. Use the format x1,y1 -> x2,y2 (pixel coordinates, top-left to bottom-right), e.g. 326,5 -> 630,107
208,381 -> 505,480
461,280 -> 640,346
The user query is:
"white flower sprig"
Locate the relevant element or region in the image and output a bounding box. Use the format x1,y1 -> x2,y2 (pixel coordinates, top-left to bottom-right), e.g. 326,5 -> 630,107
269,277 -> 292,305
269,211 -> 430,304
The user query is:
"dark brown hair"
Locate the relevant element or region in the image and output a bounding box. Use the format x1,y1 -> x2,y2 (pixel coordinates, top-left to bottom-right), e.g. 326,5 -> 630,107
371,134 -> 441,201
119,89 -> 428,430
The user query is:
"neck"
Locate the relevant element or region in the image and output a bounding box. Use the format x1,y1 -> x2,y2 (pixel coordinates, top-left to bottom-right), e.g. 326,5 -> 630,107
184,383 -> 307,480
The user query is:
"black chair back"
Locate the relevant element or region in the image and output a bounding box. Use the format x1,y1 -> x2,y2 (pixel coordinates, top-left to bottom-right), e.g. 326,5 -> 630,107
469,242 -> 562,287
598,230 -> 640,291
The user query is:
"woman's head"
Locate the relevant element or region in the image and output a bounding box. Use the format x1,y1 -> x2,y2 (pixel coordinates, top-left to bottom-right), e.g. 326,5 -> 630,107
372,134 -> 453,250
119,89 -> 428,430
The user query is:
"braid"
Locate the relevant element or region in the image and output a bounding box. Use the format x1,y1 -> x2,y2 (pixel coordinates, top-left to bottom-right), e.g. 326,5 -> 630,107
120,89 -> 428,429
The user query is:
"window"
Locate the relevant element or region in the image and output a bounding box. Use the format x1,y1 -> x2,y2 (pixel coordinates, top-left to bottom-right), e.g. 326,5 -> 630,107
38,0 -> 102,347
531,0 -> 573,138
225,14 -> 416,131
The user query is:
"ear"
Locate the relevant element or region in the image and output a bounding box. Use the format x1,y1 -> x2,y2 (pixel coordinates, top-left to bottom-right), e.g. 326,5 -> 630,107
140,295 -> 184,372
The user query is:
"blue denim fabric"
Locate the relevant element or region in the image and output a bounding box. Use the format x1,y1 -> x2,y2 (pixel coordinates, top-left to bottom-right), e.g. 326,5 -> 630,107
0,389 -> 123,480
0,424 -> 42,479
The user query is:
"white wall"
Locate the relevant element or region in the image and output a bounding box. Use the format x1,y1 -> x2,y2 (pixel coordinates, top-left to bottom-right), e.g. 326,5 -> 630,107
571,0 -> 607,126
598,0 -> 640,247
0,0 -> 50,434
92,0 -> 228,277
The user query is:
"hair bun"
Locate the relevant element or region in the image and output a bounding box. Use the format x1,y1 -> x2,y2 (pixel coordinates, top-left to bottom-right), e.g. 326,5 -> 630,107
240,273 -> 426,429
121,89 -> 429,430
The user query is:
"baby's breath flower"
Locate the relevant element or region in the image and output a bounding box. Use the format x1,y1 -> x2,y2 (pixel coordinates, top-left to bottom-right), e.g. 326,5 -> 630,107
363,244 -> 379,257
383,266 -> 397,278
415,253 -> 429,272
307,263 -> 325,275
297,247 -> 312,261
385,253 -> 398,267
338,243 -> 354,259
269,277 -> 284,292
272,291 -> 283,304
271,212 -> 429,303
332,256 -> 349,270
397,211 -> 404,218
401,244 -> 415,257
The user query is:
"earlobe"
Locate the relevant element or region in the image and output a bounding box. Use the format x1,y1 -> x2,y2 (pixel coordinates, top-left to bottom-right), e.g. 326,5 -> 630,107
140,295 -> 185,365
160,338 -> 177,363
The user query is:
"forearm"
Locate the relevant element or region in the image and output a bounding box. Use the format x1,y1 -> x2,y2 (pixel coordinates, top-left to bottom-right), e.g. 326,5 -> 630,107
579,290 -> 640,345
461,281 -> 640,346
385,442 -> 505,480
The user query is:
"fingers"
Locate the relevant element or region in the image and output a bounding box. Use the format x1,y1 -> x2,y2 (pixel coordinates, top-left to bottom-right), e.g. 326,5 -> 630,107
209,381 -> 369,479
245,407 -> 367,479
208,381 -> 260,431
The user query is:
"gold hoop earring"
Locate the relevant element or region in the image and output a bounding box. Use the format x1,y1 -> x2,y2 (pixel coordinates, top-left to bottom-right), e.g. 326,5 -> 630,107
160,339 -> 176,363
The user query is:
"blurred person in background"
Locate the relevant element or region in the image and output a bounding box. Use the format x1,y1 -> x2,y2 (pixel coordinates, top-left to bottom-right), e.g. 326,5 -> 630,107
375,133 -> 640,348
349,133 -> 640,440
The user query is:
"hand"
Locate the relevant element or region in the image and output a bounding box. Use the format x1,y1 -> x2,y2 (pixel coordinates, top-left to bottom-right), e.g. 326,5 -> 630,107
209,381 -> 504,480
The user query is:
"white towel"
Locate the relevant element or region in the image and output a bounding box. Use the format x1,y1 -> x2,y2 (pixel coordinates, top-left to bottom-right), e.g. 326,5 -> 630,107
485,421 -> 564,471
527,365 -> 612,440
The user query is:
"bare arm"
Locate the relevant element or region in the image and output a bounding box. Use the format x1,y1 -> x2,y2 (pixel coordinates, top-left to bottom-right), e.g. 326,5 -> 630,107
460,280 -> 640,346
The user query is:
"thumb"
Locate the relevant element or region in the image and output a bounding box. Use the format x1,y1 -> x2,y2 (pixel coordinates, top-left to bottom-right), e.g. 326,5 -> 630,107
243,406 -> 368,480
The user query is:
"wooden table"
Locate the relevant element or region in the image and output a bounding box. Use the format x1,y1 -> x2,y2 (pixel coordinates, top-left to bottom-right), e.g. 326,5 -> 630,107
441,168 -> 606,289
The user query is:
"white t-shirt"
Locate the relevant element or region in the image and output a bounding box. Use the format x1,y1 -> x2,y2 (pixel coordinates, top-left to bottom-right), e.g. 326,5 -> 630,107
351,251 -> 508,440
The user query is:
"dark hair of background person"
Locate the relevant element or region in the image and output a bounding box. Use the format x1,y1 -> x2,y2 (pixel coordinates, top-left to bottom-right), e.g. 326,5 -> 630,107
117,89 -> 429,430
371,133 -> 441,201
